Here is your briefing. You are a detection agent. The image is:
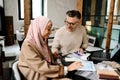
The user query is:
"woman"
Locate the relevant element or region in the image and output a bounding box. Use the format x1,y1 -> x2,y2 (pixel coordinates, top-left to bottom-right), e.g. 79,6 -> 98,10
18,16 -> 82,80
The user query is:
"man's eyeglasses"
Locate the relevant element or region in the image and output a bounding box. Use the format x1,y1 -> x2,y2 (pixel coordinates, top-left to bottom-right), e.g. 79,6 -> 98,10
64,20 -> 78,26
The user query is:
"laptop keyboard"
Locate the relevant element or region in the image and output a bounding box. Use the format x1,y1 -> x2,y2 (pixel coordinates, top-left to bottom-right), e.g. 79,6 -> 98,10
89,51 -> 109,62
91,51 -> 106,57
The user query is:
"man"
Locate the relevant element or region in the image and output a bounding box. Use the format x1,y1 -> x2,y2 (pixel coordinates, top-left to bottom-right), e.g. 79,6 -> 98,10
52,10 -> 88,58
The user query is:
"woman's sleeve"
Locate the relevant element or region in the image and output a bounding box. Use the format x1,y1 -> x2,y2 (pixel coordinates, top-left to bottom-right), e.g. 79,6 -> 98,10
21,42 -> 64,78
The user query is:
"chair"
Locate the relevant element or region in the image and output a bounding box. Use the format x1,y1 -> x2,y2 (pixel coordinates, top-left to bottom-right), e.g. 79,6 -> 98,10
12,61 -> 21,80
47,36 -> 54,48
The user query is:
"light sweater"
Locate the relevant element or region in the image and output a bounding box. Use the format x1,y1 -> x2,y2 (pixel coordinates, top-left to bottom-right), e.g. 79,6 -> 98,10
52,25 -> 88,56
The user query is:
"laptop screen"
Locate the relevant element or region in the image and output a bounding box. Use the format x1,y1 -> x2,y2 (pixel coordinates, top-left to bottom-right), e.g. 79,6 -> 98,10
110,44 -> 120,62
87,35 -> 96,46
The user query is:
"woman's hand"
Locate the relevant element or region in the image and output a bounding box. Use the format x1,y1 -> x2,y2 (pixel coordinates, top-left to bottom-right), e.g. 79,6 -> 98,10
67,61 -> 83,71
53,52 -> 61,59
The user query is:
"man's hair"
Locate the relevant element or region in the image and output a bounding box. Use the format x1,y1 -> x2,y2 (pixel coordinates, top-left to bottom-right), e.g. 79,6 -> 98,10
66,10 -> 81,19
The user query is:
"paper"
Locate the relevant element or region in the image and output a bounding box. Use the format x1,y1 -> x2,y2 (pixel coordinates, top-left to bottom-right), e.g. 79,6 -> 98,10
65,57 -> 81,62
65,52 -> 90,61
86,46 -> 103,52
65,58 -> 96,71
75,71 -> 99,80
65,53 -> 95,71
78,61 -> 96,71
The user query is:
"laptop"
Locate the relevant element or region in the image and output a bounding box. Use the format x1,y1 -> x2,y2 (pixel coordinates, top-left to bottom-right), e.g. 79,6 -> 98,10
86,35 -> 103,52
110,44 -> 120,62
89,44 -> 120,63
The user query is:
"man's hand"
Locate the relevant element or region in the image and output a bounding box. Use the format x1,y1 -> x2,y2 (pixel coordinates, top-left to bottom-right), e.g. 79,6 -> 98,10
77,48 -> 84,54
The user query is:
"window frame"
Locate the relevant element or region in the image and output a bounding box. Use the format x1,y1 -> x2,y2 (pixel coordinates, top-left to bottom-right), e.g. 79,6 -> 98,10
18,0 -> 44,20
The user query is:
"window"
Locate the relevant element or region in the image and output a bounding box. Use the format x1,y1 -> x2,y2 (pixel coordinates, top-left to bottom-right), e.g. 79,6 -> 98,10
18,0 -> 44,20
106,0 -> 118,16
82,0 -> 120,26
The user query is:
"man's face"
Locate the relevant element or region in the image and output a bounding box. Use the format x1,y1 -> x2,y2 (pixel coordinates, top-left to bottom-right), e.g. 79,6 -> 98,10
65,16 -> 80,32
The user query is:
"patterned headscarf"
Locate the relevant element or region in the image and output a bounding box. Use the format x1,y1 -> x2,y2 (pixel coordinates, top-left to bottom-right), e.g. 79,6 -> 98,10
25,16 -> 51,62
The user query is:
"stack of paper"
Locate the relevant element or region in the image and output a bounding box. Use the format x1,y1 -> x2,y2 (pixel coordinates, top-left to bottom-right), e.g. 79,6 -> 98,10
97,70 -> 119,79
96,62 -> 119,79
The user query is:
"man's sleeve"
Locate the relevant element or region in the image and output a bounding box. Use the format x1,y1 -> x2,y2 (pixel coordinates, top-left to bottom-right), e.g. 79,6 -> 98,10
81,27 -> 88,49
51,32 -> 61,54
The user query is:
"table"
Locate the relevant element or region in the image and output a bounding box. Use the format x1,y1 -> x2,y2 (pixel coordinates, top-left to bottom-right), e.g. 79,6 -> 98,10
60,54 -> 120,80
60,56 -> 99,80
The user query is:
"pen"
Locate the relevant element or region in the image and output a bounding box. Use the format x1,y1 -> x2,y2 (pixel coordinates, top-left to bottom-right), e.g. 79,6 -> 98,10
74,51 -> 82,56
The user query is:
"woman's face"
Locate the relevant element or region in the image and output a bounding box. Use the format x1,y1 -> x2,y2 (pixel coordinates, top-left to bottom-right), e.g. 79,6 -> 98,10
42,21 -> 52,39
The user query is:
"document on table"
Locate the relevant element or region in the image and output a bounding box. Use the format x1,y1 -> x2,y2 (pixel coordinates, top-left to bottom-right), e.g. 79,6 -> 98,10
86,46 -> 103,52
64,52 -> 95,71
75,71 -> 99,80
78,60 -> 96,71
65,56 -> 96,71
65,52 -> 90,61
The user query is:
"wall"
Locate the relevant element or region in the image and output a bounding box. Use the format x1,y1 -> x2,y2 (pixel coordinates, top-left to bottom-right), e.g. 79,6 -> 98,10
4,0 -> 77,34
47,0 -> 77,28
87,26 -> 120,49
0,0 -> 3,7
4,0 -> 24,34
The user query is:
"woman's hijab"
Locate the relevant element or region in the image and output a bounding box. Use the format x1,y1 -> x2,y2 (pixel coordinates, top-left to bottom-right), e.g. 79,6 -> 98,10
25,16 -> 51,62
